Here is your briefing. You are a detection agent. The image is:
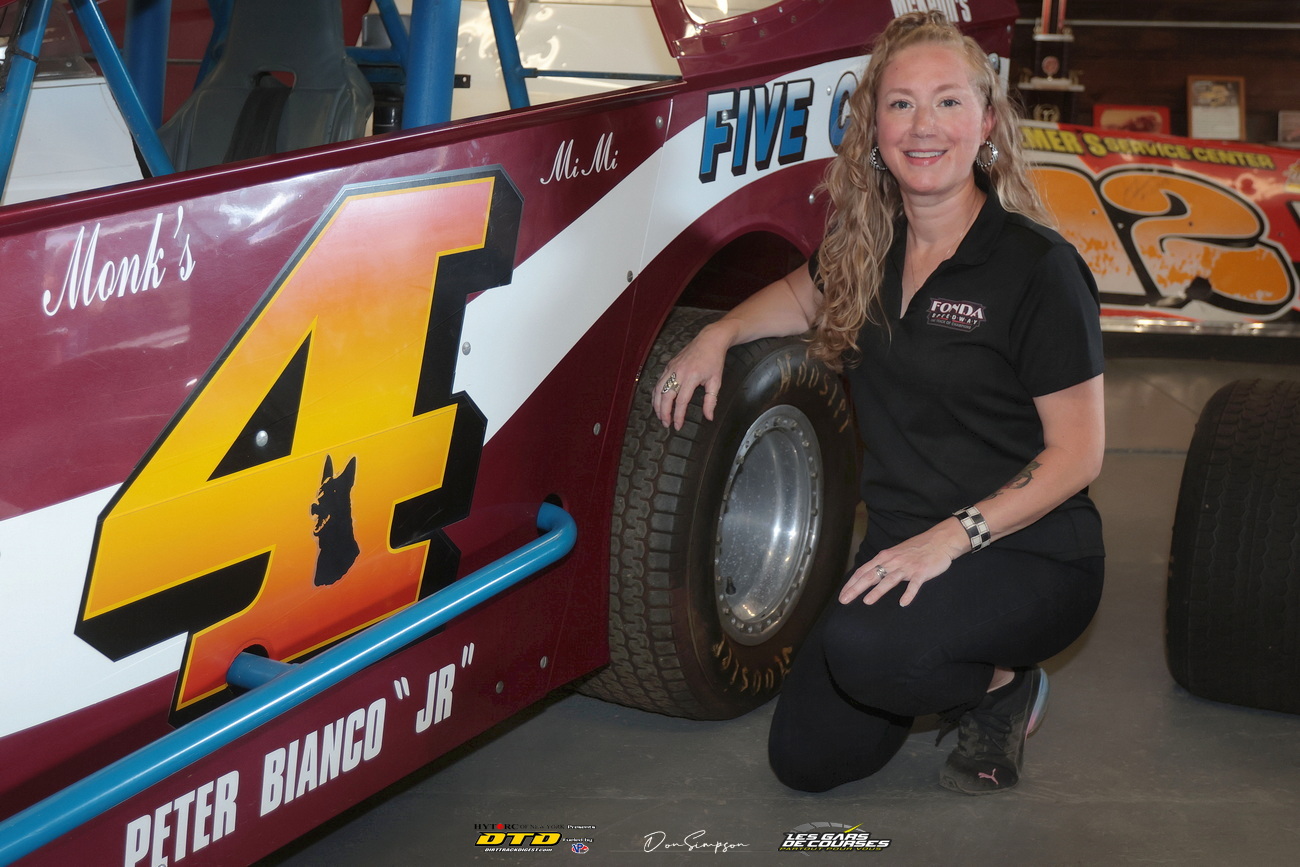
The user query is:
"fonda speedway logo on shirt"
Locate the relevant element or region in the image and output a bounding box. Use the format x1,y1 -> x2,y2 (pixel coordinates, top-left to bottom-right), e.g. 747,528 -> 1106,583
927,297 -> 987,332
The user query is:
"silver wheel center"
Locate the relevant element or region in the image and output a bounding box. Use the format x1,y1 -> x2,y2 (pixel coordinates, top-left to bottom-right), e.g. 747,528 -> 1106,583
714,405 -> 823,646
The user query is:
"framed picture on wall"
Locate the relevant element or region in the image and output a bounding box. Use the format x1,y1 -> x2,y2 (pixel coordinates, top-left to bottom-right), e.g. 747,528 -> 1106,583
1279,111 -> 1300,145
1093,105 -> 1170,135
1187,76 -> 1245,140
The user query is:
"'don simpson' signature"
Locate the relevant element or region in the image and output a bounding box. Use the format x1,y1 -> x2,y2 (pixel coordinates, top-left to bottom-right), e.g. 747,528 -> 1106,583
643,830 -> 750,853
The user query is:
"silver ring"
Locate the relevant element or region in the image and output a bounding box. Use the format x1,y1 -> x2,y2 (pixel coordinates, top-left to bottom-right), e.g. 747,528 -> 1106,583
662,372 -> 680,394
875,565 -> 887,579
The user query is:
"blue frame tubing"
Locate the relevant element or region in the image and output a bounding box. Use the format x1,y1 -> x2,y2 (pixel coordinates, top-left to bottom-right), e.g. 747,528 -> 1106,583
195,0 -> 233,88
402,0 -> 462,128
347,0 -> 408,82
123,0 -> 172,127
0,0 -> 55,202
482,0 -> 673,110
0,503 -> 576,865
374,0 -> 411,70
534,69 -> 677,82
225,653 -> 297,690
486,0 -> 531,110
67,0 -> 174,176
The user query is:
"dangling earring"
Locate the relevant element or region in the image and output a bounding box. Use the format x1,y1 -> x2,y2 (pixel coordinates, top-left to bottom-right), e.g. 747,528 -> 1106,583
975,140 -> 1000,169
869,145 -> 889,172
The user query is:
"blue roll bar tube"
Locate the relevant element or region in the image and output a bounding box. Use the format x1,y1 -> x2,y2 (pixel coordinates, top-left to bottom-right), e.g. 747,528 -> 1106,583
482,0 -> 674,111
402,0 -> 461,128
347,0 -> 409,77
0,503 -> 576,866
374,0 -> 411,71
485,0 -> 531,110
66,0 -> 175,176
123,0 -> 172,128
0,0 -> 55,202
194,0 -> 232,88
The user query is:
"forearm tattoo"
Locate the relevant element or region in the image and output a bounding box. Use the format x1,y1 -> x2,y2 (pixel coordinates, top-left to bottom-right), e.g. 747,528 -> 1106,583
990,460 -> 1041,498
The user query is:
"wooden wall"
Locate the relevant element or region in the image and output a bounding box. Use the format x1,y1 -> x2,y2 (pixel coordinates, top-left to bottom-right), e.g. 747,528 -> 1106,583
1010,1 -> 1300,143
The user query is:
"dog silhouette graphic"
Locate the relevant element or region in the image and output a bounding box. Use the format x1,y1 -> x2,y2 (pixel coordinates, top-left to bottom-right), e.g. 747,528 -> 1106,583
312,455 -> 361,586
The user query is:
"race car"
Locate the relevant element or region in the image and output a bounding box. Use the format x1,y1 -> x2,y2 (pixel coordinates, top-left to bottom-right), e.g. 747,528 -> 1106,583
0,1 -> 876,862
0,1 -> 1296,864
1023,121 -> 1300,337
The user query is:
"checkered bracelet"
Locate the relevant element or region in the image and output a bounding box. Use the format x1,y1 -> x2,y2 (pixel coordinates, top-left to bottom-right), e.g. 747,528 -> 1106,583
953,505 -> 993,552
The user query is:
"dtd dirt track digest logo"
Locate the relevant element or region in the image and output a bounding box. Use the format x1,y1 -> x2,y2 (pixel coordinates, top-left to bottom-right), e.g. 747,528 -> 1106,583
473,823 -> 596,853
780,822 -> 891,852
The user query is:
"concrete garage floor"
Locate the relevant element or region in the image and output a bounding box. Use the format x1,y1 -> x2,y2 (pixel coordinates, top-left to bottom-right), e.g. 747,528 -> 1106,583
265,348 -> 1300,867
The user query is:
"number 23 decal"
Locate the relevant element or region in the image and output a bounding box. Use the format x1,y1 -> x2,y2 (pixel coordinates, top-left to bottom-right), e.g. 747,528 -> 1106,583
76,168 -> 522,722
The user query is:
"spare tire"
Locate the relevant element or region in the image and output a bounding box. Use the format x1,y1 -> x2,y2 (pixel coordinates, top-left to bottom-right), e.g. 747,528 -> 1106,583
1167,378 -> 1300,713
580,307 -> 858,719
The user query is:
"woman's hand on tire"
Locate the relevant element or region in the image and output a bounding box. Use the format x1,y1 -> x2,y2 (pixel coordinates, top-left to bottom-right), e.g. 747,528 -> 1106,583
653,324 -> 731,430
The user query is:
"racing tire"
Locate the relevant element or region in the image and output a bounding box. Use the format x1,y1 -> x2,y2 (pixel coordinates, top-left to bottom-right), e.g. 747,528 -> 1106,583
580,307 -> 858,719
1167,378 -> 1300,714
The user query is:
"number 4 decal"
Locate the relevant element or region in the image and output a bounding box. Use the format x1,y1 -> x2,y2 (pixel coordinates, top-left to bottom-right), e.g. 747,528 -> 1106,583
76,168 -> 521,722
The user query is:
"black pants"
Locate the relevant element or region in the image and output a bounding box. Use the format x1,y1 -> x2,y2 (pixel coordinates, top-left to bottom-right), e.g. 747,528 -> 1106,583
768,547 -> 1104,792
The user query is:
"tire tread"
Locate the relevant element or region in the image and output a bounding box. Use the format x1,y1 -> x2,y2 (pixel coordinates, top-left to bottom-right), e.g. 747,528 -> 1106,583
1167,378 -> 1300,713
580,308 -> 856,718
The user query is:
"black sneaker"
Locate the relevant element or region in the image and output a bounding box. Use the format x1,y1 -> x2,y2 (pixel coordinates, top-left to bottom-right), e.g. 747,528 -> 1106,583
938,668 -> 1049,795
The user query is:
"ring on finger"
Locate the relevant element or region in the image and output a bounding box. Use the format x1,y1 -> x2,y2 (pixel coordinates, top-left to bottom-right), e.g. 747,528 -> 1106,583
662,372 -> 680,394
875,565 -> 887,579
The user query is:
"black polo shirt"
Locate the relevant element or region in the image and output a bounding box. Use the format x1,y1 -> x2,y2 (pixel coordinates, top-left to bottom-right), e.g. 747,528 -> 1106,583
812,187 -> 1104,561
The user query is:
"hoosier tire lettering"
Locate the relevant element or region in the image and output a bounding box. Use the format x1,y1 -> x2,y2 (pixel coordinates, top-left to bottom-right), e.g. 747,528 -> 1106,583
580,307 -> 857,719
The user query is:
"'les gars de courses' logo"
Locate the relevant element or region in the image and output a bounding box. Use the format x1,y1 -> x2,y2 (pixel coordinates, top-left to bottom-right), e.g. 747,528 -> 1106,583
75,169 -> 521,722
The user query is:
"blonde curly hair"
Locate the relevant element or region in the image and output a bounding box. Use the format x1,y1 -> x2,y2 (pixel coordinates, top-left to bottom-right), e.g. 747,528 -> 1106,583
810,10 -> 1050,369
